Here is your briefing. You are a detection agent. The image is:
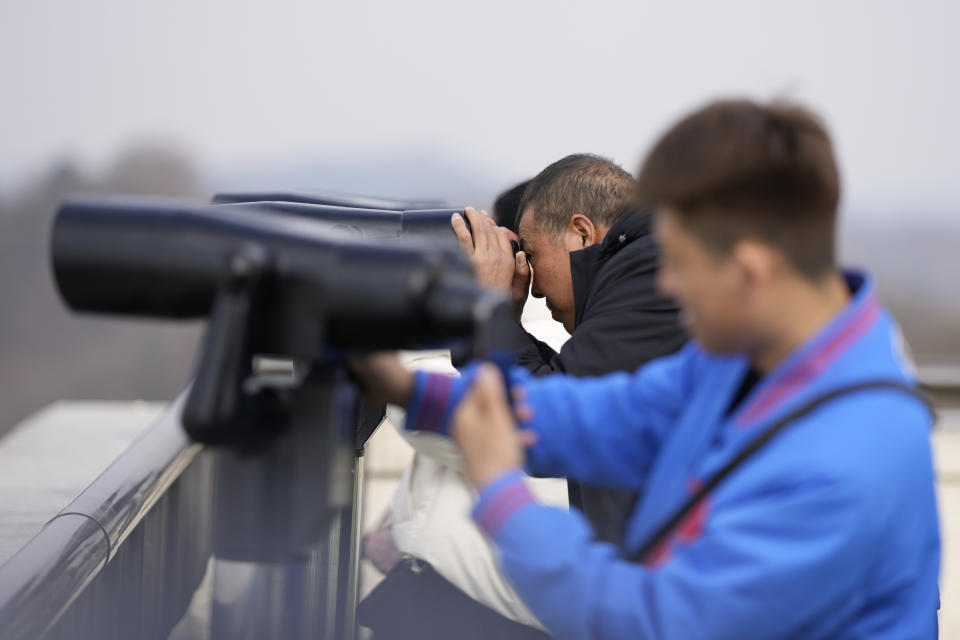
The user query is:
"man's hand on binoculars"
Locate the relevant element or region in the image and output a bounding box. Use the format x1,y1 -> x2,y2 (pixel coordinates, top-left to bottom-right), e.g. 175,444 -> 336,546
451,364 -> 538,490
452,208 -> 530,320
347,353 -> 415,407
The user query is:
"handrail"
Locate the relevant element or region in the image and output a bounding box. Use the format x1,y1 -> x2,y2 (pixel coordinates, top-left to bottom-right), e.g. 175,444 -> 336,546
0,392 -> 200,639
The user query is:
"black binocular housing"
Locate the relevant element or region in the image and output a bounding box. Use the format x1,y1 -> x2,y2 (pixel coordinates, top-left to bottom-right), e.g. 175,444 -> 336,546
52,197 -> 486,354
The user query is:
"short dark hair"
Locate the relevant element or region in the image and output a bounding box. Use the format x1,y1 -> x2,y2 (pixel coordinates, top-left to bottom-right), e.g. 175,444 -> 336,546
636,99 -> 840,280
517,154 -> 638,237
493,179 -> 532,234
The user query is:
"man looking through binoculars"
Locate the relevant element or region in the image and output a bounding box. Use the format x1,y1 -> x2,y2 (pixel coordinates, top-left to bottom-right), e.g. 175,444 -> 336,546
452,155 -> 686,544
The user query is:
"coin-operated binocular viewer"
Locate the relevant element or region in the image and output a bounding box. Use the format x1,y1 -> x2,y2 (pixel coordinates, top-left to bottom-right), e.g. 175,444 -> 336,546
51,197 -> 521,640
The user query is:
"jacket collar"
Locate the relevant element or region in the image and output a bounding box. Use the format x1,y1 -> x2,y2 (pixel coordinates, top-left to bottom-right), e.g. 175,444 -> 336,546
733,270 -> 881,428
569,209 -> 653,326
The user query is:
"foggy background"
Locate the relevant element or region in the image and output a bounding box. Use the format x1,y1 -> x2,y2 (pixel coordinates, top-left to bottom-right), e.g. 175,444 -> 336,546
1,0 -> 958,434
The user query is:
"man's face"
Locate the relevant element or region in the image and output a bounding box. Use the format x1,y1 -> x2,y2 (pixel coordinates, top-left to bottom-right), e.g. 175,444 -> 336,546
655,208 -> 757,353
518,211 -> 580,332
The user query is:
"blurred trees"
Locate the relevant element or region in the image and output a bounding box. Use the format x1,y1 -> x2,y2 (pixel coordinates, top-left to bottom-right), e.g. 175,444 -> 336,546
0,142 -> 204,435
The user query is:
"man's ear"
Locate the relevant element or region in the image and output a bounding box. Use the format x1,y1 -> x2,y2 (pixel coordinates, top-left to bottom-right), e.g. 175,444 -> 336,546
568,213 -> 600,248
731,239 -> 778,290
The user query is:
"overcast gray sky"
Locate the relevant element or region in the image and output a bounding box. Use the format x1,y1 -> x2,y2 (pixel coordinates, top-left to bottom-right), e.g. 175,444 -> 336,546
2,0 -> 958,216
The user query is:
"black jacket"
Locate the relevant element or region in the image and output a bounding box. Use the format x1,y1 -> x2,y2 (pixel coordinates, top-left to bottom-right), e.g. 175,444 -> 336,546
516,209 -> 686,545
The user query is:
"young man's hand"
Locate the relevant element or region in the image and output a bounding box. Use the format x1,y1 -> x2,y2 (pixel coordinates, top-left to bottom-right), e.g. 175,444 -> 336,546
450,364 -> 538,488
451,207 -> 531,318
348,352 -> 415,407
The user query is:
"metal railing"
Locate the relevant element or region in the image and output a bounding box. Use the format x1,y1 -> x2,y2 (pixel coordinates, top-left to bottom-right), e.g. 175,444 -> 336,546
0,393 -> 211,640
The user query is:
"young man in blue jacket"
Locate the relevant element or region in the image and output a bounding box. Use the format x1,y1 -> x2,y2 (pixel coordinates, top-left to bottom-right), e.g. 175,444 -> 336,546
353,99 -> 939,638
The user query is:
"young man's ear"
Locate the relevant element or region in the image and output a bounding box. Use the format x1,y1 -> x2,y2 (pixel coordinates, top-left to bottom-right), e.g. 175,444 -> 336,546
568,213 -> 599,248
731,239 -> 779,289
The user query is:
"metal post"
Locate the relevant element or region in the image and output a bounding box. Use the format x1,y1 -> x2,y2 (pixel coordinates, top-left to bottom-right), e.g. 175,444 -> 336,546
209,369 -> 361,640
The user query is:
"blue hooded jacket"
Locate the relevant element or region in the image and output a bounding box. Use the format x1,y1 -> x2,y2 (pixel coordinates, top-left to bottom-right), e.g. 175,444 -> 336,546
403,271 -> 940,639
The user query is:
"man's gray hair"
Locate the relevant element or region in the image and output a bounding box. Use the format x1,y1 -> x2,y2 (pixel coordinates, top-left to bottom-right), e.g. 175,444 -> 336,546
517,154 -> 639,237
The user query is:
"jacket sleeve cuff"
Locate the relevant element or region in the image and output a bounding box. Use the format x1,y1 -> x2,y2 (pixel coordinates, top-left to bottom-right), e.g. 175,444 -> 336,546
405,364 -> 484,434
404,362 -> 511,436
405,370 -> 454,434
471,469 -> 537,538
